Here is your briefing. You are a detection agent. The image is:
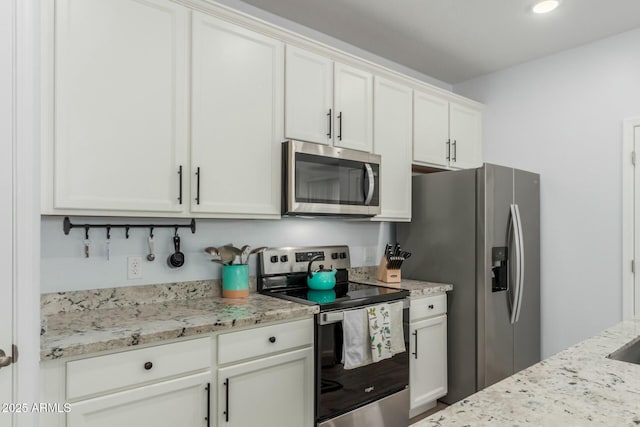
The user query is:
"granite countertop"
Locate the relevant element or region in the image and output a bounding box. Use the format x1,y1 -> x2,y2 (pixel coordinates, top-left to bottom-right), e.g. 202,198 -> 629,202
413,319 -> 640,426
41,282 -> 318,361
352,277 -> 453,296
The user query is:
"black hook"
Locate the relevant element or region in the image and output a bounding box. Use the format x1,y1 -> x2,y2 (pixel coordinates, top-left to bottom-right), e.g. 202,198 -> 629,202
174,226 -> 179,237
125,226 -> 130,239
149,227 -> 154,239
106,226 -> 111,240
84,225 -> 90,240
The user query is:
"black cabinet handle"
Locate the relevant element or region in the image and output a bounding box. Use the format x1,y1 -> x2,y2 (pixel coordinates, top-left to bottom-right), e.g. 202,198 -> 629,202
327,109 -> 332,138
205,383 -> 210,427
337,111 -> 342,141
223,378 -> 229,422
412,331 -> 418,359
178,166 -> 183,204
195,167 -> 201,205
428,304 -> 434,309
446,139 -> 451,161
452,140 -> 457,162
268,336 -> 276,343
144,361 -> 153,370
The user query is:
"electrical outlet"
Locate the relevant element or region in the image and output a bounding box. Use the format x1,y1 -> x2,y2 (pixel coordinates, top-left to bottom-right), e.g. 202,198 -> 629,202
128,256 -> 143,279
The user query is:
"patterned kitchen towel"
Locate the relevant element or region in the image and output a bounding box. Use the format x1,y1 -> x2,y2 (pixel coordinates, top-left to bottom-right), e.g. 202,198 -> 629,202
389,301 -> 406,355
367,303 -> 393,362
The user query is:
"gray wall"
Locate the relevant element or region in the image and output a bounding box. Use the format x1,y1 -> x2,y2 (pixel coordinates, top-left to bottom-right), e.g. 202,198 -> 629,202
454,28 -> 640,358
41,216 -> 392,292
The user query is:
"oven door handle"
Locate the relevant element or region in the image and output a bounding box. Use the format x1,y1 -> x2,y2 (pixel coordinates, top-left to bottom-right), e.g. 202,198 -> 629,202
318,299 -> 409,325
319,311 -> 345,325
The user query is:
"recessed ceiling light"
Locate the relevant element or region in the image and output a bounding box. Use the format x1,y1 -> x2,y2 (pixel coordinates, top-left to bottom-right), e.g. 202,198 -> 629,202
532,0 -> 559,14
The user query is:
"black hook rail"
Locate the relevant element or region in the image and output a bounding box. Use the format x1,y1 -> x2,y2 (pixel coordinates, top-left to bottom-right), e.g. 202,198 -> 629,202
63,217 -> 196,239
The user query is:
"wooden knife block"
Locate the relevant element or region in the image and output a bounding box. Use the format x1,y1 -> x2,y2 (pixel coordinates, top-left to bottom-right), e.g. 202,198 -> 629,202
376,256 -> 401,283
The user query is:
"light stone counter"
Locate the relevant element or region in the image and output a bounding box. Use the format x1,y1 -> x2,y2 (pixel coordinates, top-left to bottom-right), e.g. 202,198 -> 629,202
412,319 -> 640,426
41,281 -> 318,361
349,267 -> 452,296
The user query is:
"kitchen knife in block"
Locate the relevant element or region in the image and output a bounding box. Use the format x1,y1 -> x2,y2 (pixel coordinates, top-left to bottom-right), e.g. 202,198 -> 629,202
376,255 -> 401,283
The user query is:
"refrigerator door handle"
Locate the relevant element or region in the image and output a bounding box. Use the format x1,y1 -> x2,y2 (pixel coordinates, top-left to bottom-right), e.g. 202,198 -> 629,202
509,204 -> 522,325
514,204 -> 525,322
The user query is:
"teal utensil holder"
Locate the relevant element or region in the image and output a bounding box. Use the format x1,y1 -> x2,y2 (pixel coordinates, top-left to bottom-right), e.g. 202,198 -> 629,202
222,264 -> 249,298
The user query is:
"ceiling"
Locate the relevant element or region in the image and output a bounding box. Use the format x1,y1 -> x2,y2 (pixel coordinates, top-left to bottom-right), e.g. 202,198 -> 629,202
238,0 -> 640,84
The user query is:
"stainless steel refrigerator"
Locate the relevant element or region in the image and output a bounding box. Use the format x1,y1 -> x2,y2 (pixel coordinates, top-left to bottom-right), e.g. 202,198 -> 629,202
397,163 -> 540,404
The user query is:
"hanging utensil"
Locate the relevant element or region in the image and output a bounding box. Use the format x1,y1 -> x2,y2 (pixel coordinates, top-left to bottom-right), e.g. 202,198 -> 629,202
167,230 -> 185,268
147,235 -> 156,262
83,226 -> 90,259
105,226 -> 111,261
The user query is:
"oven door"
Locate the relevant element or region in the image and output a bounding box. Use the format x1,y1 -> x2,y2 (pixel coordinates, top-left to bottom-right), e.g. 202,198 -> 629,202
283,140 -> 380,216
316,305 -> 409,423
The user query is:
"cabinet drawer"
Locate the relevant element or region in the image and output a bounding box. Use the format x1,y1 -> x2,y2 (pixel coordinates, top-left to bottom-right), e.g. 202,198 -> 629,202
67,337 -> 211,401
410,294 -> 447,321
218,318 -> 313,365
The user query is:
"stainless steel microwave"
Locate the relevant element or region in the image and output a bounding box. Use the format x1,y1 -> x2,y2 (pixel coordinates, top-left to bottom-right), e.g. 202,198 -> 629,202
282,140 -> 381,217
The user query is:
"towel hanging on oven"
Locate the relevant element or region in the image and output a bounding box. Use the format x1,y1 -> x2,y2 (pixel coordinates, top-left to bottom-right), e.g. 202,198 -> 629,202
367,303 -> 393,362
342,302 -> 406,369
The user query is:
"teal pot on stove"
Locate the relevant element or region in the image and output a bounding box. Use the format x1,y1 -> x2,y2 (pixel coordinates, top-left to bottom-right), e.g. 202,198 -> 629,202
306,255 -> 337,290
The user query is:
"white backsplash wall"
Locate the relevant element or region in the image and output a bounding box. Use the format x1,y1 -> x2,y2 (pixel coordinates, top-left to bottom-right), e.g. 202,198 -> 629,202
41,216 -> 394,292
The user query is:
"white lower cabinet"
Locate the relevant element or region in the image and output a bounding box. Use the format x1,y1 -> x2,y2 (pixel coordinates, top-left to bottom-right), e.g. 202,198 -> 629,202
68,373 -> 210,427
409,295 -> 448,418
217,347 -> 313,427
40,319 -> 315,427
216,318 -> 314,427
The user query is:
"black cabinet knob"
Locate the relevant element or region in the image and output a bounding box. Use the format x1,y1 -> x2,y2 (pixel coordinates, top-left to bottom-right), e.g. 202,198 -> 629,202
428,304 -> 434,309
144,361 -> 153,370
268,336 -> 276,343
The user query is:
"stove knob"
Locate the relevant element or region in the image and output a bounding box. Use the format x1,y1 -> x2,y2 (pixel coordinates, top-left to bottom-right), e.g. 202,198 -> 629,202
270,255 -> 278,263
331,253 -> 339,260
280,255 -> 288,262
339,252 -> 347,259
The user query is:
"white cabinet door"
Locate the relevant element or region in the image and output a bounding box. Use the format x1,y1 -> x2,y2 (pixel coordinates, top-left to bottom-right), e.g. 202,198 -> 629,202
413,91 -> 449,168
373,77 -> 412,222
410,315 -> 447,416
53,0 -> 189,213
68,372 -> 210,427
449,102 -> 482,170
191,12 -> 284,217
285,45 -> 333,145
218,347 -> 313,427
334,62 -> 373,152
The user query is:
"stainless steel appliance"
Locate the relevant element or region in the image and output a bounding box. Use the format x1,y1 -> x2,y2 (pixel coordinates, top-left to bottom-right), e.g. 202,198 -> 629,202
397,164 -> 540,404
282,140 -> 381,217
258,246 -> 410,427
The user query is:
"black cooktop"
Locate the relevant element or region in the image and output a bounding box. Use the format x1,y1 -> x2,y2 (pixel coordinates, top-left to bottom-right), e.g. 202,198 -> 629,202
261,280 -> 409,312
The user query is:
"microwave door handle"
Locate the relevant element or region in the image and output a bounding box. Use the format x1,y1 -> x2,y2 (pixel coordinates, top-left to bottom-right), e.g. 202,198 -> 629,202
364,163 -> 374,206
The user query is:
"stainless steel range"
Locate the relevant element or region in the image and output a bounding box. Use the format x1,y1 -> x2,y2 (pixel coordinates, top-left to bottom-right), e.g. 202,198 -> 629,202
258,246 -> 410,427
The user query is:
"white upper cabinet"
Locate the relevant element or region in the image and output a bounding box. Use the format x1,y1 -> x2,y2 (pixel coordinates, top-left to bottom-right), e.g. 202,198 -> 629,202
285,45 -> 333,145
285,48 -> 373,153
413,91 -> 450,168
449,102 -> 482,169
334,62 -> 373,152
51,0 -> 189,213
413,91 -> 482,170
373,77 -> 412,222
191,12 -> 284,217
